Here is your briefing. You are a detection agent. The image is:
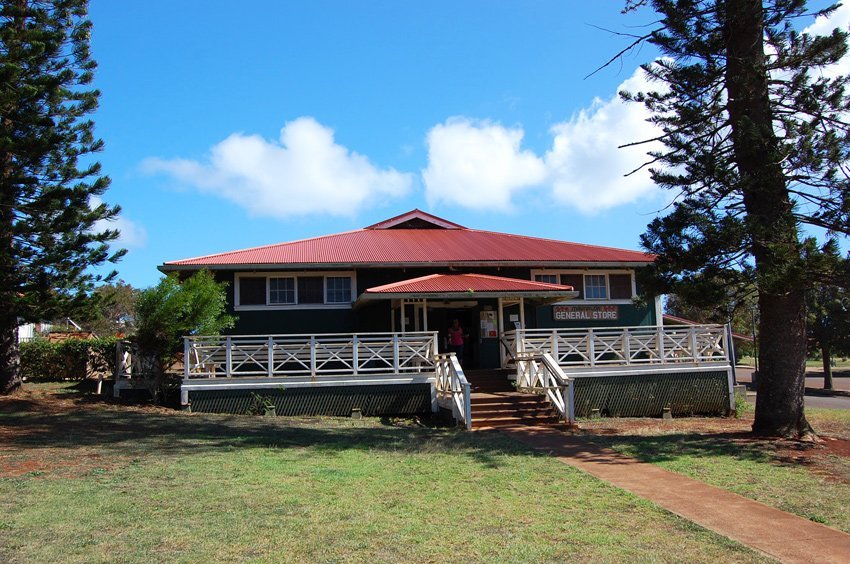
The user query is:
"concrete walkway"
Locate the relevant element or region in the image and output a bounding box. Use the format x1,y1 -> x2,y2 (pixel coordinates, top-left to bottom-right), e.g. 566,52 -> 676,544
501,425 -> 850,563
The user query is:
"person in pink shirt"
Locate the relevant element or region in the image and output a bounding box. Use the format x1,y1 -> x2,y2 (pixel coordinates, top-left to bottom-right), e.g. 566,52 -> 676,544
447,319 -> 467,366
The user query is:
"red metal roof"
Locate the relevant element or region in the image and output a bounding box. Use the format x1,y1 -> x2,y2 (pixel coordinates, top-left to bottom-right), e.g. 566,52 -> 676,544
365,273 -> 575,294
162,210 -> 654,269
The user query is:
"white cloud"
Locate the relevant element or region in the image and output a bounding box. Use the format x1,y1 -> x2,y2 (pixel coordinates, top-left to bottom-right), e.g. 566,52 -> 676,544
422,118 -> 547,210
90,197 -> 148,249
143,117 -> 413,218
422,66 -> 661,214
545,67 -> 662,214
804,2 -> 850,80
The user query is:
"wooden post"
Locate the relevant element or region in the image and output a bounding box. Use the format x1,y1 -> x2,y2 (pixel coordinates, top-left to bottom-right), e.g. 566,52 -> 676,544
225,336 -> 232,377
392,334 -> 400,373
423,299 -> 428,331
184,338 -> 190,379
690,326 -> 698,363
267,336 -> 274,377
623,328 -> 631,365
588,328 -> 595,367
658,325 -> 666,364
352,334 -> 359,375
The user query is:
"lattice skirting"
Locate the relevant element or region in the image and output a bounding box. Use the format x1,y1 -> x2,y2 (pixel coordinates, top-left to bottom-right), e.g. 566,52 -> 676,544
187,384 -> 432,416
572,370 -> 731,418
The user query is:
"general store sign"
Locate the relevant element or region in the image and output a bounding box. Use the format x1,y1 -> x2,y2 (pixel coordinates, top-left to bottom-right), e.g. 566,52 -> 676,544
553,305 -> 619,321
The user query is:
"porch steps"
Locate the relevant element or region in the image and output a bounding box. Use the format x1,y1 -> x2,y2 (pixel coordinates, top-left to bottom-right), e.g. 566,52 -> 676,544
465,370 -> 562,429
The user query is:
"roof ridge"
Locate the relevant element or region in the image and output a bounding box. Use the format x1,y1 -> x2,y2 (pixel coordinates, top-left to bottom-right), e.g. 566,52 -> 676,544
164,228 -> 367,265
466,227 -> 651,256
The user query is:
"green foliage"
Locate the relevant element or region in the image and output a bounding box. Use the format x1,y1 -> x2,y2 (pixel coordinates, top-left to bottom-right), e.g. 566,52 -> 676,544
734,392 -> 753,418
134,271 -> 235,375
621,0 -> 850,435
0,0 -> 123,392
19,337 -> 118,382
85,281 -> 138,337
806,249 -> 850,380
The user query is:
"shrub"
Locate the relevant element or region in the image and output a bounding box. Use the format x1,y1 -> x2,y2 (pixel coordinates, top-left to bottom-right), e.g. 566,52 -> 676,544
20,337 -> 119,382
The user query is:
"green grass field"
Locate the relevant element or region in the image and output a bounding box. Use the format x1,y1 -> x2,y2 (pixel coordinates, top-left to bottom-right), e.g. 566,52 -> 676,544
584,409 -> 850,534
0,384 -> 764,563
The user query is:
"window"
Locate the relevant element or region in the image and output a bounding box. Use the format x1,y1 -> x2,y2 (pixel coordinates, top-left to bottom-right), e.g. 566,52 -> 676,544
326,276 -> 352,303
239,277 -> 266,305
531,270 -> 635,301
584,275 -> 608,300
236,272 -> 354,308
298,277 -> 325,304
560,274 -> 584,299
609,274 -> 632,300
534,274 -> 558,284
269,277 -> 295,304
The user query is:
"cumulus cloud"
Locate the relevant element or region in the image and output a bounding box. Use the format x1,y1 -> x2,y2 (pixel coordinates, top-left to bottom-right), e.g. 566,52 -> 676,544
143,117 -> 413,218
422,66 -> 661,214
804,2 -> 850,80
91,196 -> 148,249
422,118 -> 547,210
544,68 -> 662,214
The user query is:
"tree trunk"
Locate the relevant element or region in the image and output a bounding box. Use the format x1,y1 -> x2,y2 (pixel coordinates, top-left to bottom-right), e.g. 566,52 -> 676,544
724,0 -> 812,437
822,346 -> 833,390
0,321 -> 21,394
752,291 -> 810,436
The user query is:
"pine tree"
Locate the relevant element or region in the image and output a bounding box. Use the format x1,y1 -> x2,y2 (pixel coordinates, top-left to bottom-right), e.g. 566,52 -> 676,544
0,0 -> 123,394
619,0 -> 850,436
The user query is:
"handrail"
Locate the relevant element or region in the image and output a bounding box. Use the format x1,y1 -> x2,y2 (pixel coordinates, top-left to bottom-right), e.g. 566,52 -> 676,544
434,353 -> 472,430
184,331 -> 439,379
515,351 -> 575,424
502,324 -> 729,369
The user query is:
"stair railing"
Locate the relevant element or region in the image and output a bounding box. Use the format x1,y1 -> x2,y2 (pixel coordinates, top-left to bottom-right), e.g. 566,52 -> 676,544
515,351 -> 575,425
434,353 -> 472,430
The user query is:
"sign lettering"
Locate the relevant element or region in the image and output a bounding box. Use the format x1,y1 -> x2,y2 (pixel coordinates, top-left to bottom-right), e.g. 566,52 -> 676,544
553,305 -> 619,321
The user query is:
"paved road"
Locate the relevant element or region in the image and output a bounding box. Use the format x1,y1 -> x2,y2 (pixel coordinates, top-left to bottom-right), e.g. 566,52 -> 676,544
734,366 -> 850,410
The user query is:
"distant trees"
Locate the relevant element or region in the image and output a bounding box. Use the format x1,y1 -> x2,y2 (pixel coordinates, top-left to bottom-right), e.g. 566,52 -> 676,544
134,271 -> 235,378
622,0 -> 850,437
86,282 -> 137,337
0,1 -> 123,394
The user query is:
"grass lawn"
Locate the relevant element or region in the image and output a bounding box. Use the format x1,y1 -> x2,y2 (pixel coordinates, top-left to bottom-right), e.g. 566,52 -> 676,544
0,384 -> 764,563
580,410 -> 850,534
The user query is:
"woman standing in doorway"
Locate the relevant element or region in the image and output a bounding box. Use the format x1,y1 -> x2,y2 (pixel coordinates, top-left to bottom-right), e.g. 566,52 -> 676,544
447,319 -> 467,366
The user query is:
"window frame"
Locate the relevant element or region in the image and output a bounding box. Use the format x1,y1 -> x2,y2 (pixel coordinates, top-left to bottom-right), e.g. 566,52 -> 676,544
529,269 -> 636,304
235,271 -> 356,310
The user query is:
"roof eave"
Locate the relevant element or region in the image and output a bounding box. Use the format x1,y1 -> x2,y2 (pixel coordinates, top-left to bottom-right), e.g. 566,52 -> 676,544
159,260 -> 653,272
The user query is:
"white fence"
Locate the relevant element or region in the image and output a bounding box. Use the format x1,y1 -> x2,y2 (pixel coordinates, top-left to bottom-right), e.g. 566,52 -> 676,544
503,324 -> 729,369
515,352 -> 575,424
184,332 -> 439,379
434,353 -> 471,430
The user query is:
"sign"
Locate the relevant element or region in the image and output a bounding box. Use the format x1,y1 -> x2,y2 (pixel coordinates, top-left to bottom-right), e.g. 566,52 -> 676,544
479,310 -> 497,338
553,305 -> 619,321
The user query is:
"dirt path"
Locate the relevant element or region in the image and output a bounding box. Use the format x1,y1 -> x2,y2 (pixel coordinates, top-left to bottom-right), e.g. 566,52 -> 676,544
503,425 -> 850,564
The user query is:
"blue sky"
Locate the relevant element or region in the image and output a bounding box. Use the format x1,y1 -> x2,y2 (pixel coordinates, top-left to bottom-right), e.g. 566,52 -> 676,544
87,1 -> 847,288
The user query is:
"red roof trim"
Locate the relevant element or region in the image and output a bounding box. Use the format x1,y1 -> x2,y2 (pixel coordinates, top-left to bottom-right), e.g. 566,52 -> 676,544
364,209 -> 465,230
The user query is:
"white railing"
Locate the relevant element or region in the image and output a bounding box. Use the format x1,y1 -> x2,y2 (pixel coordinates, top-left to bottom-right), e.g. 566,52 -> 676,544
184,331 -> 439,379
434,353 -> 472,430
504,324 -> 728,369
515,352 -> 575,424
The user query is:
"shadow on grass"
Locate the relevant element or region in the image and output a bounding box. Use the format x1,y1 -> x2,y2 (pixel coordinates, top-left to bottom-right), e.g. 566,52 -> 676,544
0,385 -> 527,469
583,431 -> 786,468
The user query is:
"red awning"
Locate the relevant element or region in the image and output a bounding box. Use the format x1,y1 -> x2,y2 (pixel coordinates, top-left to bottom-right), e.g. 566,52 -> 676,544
358,273 -> 579,301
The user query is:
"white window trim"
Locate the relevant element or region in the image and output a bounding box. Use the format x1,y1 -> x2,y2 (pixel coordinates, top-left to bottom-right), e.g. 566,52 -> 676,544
268,276 -> 296,305
531,269 -> 636,305
235,271 -> 356,311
